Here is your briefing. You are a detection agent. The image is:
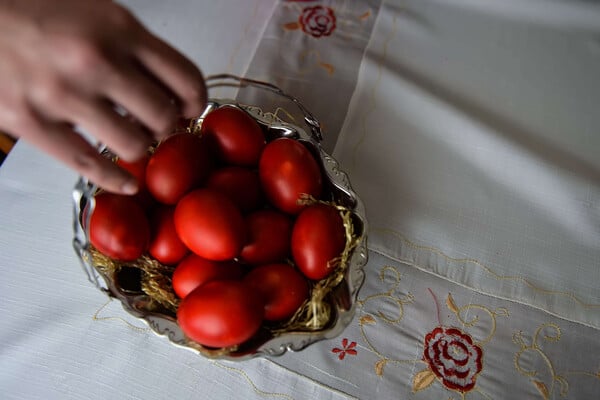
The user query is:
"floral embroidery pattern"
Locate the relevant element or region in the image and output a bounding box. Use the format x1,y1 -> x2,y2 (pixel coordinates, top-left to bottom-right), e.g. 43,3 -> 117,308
280,3 -> 374,77
299,6 -> 337,38
356,266 -> 417,377
332,338 -> 358,360
513,323 -> 600,399
355,267 -> 509,398
410,292 -> 507,396
423,327 -> 483,392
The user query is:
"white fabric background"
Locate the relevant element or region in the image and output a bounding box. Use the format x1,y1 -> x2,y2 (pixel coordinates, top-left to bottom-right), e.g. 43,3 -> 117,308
1,1 -> 599,399
333,0 -> 600,328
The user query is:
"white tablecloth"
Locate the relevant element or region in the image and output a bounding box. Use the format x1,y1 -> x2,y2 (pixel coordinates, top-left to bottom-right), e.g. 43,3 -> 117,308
1,1 -> 599,399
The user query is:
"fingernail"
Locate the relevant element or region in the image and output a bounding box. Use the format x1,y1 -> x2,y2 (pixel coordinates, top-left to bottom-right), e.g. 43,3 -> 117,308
121,179 -> 139,195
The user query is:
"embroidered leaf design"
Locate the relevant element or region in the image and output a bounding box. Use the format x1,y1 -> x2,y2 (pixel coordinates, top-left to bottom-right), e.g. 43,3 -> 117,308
412,368 -> 436,393
283,22 -> 301,31
512,331 -> 528,348
556,376 -> 569,397
360,315 -> 376,326
446,293 -> 459,314
374,358 -> 387,377
533,380 -> 549,400
359,10 -> 372,21
495,307 -> 510,318
318,62 -> 335,75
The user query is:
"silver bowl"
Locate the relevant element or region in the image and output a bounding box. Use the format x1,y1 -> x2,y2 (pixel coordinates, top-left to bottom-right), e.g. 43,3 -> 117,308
72,74 -> 368,360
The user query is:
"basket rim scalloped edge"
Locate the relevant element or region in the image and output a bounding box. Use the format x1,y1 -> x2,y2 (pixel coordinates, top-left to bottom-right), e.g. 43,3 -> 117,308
72,96 -> 368,361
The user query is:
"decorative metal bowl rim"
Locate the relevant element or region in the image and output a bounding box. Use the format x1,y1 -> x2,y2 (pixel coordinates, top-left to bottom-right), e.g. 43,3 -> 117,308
72,74 -> 368,360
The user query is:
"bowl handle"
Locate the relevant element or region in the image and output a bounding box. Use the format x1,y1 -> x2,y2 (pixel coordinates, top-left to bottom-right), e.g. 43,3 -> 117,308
206,74 -> 323,143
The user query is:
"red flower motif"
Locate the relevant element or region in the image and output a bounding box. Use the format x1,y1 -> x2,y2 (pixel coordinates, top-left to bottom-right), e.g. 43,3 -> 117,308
332,338 -> 357,360
299,6 -> 337,38
423,327 -> 483,392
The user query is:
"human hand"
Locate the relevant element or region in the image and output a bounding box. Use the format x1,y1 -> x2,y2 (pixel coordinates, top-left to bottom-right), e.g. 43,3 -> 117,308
0,0 -> 207,194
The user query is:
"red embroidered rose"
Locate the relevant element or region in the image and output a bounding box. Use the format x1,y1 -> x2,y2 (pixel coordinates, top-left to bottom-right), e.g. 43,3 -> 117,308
299,6 -> 336,38
423,327 -> 483,392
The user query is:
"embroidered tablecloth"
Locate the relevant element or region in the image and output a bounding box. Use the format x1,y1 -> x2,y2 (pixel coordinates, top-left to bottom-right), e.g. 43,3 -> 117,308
1,1 -> 599,399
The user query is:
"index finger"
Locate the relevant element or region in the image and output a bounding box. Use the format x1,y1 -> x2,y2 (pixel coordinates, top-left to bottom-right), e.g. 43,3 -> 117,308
25,120 -> 139,195
134,29 -> 207,118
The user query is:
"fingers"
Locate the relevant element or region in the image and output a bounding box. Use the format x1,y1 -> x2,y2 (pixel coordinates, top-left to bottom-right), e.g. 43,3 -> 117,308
101,59 -> 179,141
134,29 -> 207,118
24,117 -> 139,195
0,0 -> 208,195
30,81 -> 153,163
73,98 -> 154,162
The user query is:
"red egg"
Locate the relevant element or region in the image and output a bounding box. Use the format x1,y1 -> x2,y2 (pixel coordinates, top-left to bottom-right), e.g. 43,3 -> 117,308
146,133 -> 213,205
174,188 -> 246,261
206,166 -> 263,213
201,105 -> 265,167
88,192 -> 150,261
177,280 -> 264,348
148,206 -> 189,265
244,263 -> 309,321
291,203 -> 346,280
240,209 -> 293,265
259,138 -> 322,214
172,254 -> 243,299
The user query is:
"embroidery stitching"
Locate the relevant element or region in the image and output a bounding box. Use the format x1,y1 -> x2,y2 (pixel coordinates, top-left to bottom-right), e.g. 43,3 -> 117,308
376,228 -> 600,311
354,267 -> 507,398
513,323 -> 600,399
92,299 -> 150,333
332,338 -> 358,360
299,6 -> 337,38
422,326 -> 483,393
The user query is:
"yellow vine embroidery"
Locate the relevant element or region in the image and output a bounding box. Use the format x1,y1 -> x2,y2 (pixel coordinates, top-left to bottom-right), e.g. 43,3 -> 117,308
356,265 -> 420,377
447,293 -> 509,346
211,362 -> 296,400
92,299 -> 150,333
513,324 -> 565,397
357,265 -> 414,324
376,228 -> 600,310
295,49 -> 336,76
511,323 -> 600,398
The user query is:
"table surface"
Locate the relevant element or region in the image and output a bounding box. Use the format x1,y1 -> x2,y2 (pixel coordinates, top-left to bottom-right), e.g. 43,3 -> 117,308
1,1 -> 599,399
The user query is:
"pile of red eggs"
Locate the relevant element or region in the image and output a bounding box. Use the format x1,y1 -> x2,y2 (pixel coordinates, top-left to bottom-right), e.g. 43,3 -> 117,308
87,105 -> 348,348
